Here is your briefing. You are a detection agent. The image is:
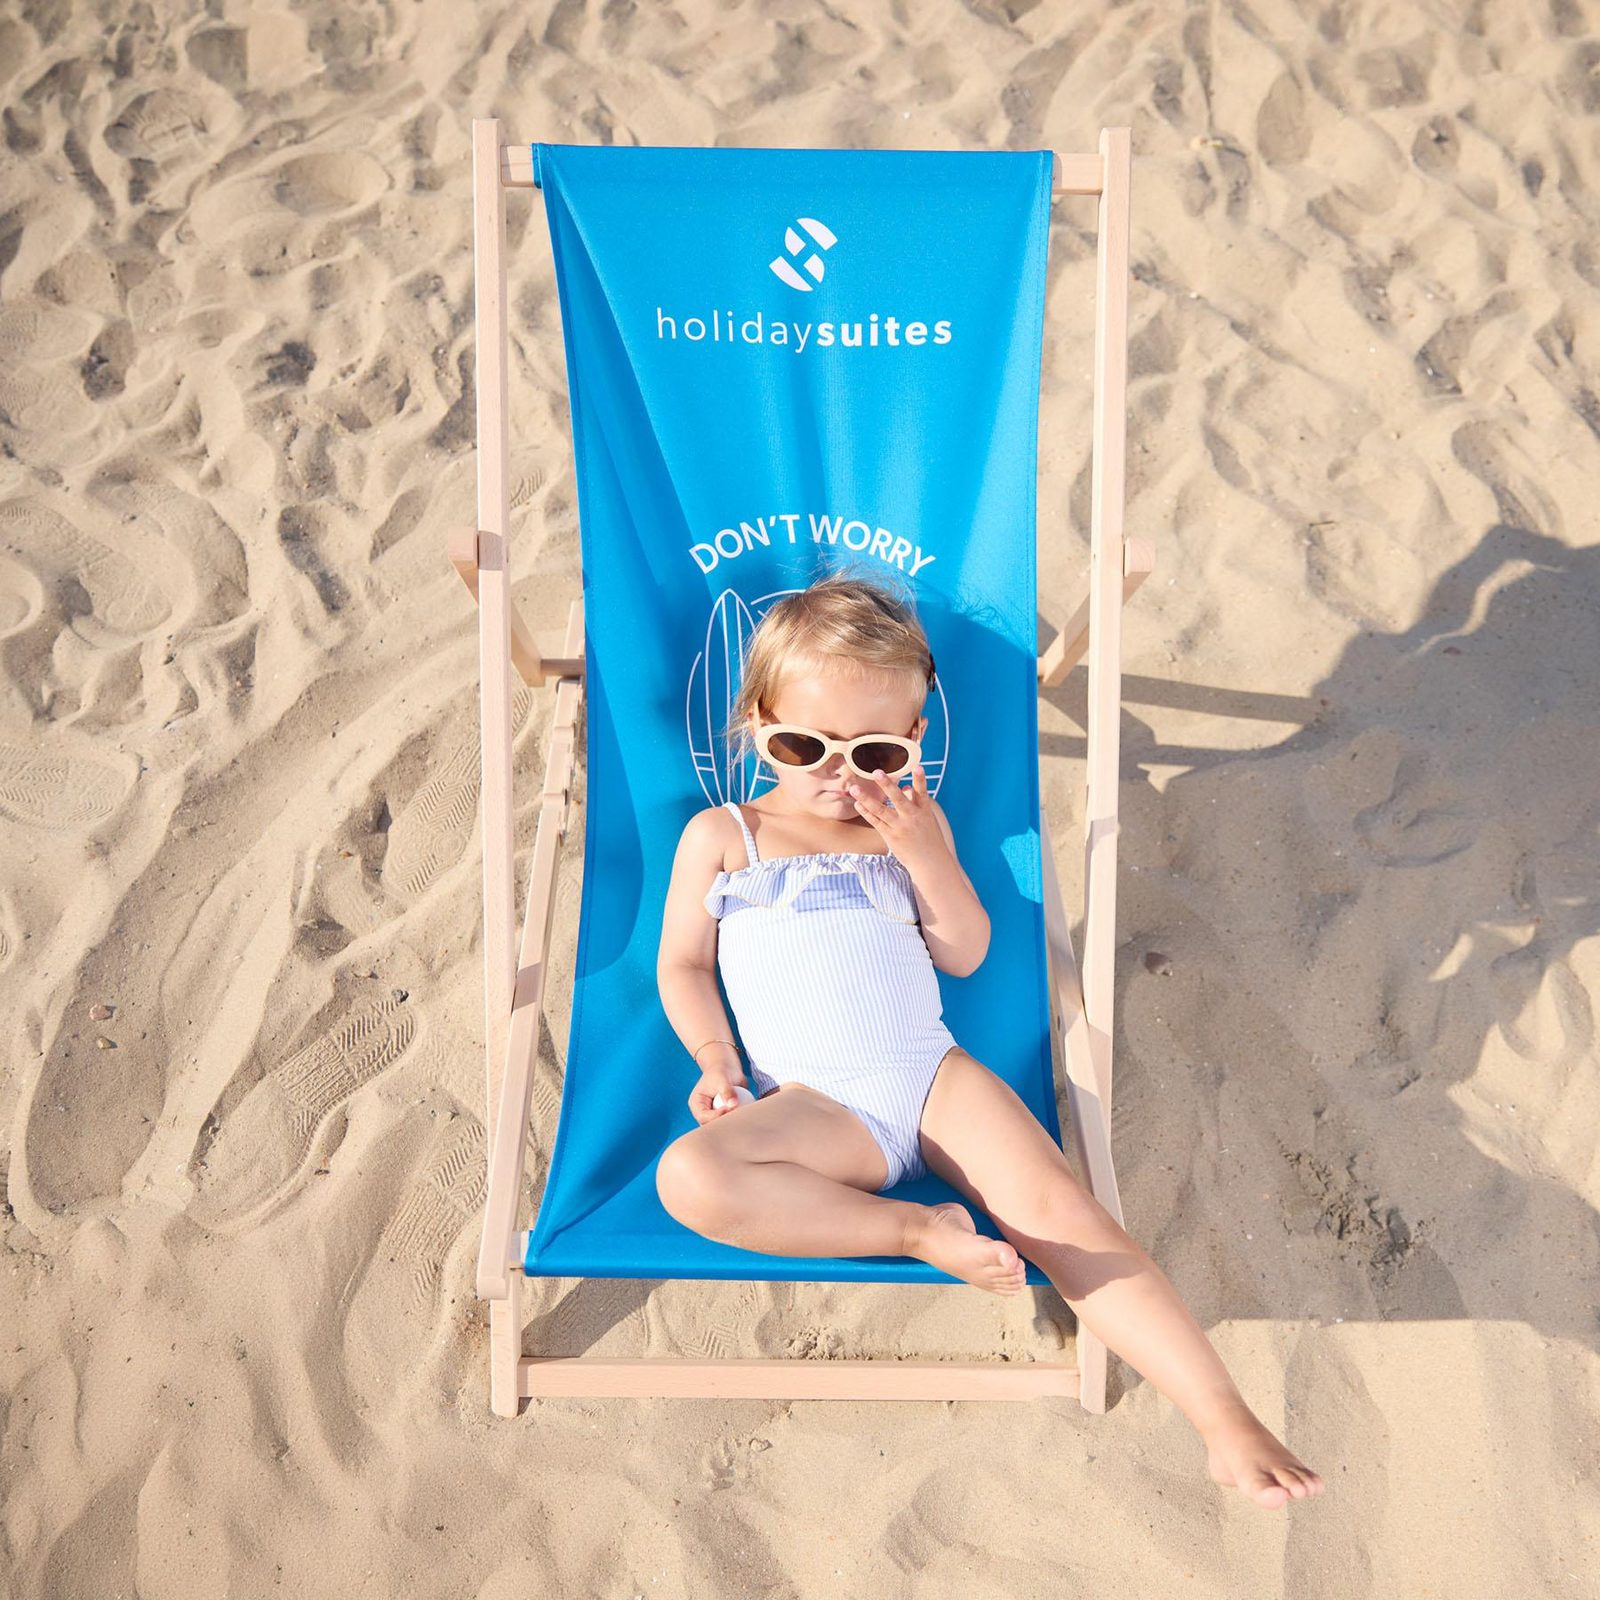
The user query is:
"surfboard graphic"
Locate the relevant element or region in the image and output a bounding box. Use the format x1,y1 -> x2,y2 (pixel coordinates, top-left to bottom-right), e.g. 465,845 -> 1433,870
688,586 -> 759,805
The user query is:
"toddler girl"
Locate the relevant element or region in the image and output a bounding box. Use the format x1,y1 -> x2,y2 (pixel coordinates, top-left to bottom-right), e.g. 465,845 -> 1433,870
654,571 -> 1324,1510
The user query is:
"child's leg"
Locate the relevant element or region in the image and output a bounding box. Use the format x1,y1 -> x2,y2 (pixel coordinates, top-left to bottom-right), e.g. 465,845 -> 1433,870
655,1083 -> 1026,1293
917,1049 -> 1326,1510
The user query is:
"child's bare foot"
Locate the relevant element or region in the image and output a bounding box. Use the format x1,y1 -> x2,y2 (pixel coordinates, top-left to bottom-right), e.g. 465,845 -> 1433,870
1201,1401 -> 1326,1508
904,1202 -> 1027,1295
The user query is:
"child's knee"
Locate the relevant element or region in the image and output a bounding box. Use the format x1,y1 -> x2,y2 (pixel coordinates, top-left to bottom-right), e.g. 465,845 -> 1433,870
999,1158 -> 1094,1241
655,1132 -> 727,1224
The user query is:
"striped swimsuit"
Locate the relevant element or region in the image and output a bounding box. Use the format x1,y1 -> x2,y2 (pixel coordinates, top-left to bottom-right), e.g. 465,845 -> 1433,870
703,800 -> 960,1192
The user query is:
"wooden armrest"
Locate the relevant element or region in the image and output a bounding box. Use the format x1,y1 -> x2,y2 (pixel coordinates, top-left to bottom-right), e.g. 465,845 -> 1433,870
448,526 -> 584,686
1037,536 -> 1155,687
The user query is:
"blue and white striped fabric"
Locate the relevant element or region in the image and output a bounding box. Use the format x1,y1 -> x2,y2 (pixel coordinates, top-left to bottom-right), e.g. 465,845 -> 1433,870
706,801 -> 959,1192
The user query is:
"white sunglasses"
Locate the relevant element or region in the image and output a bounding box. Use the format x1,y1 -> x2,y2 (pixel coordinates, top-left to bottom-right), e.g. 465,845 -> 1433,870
754,720 -> 921,780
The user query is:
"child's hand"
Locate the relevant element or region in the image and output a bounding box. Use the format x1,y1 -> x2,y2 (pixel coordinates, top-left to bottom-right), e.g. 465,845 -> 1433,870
844,764 -> 947,872
689,1067 -> 751,1125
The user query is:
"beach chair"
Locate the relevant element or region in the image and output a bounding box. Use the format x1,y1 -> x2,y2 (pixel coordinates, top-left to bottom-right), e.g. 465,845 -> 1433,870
453,122 -> 1153,1419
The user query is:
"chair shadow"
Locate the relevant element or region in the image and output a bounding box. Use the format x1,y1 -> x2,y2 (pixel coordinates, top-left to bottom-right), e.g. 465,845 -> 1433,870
1037,521 -> 1598,1367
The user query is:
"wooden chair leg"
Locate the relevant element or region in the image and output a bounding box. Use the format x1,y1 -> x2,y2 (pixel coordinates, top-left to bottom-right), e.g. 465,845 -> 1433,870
1040,812 -> 1124,1415
489,1274 -> 523,1418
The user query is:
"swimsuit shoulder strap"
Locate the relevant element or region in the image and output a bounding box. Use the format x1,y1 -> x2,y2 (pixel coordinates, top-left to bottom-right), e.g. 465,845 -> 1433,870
723,801 -> 760,868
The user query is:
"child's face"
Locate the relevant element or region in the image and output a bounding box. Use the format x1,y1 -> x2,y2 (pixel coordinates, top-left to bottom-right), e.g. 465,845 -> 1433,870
749,669 -> 928,817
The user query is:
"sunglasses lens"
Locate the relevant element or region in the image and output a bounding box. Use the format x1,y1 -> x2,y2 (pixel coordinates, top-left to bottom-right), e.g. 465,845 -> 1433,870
852,740 -> 913,775
766,730 -> 827,768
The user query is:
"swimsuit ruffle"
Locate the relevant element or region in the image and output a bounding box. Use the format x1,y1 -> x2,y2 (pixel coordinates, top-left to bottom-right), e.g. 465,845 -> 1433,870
704,852 -> 920,925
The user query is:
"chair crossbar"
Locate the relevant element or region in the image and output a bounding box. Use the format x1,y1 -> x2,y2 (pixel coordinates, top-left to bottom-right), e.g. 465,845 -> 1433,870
497,144 -> 1108,198
520,1357 -> 1081,1403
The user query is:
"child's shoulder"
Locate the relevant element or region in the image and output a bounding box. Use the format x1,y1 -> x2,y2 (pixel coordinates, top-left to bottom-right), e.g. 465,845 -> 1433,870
679,800 -> 736,838
682,798 -> 737,828
677,801 -> 743,872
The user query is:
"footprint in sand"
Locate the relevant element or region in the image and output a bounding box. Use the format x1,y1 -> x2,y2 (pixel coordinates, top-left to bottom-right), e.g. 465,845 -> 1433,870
380,687 -> 538,899
0,544 -> 43,637
648,1277 -> 768,1363
104,88 -> 210,165
374,1112 -> 488,1314
0,743 -> 131,828
190,994 -> 419,1230
342,1109 -> 493,1403
382,733 -> 482,898
0,333 -> 99,439
0,501 -> 170,637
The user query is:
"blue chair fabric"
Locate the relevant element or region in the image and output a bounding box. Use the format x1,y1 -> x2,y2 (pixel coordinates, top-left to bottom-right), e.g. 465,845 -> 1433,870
522,143 -> 1060,1285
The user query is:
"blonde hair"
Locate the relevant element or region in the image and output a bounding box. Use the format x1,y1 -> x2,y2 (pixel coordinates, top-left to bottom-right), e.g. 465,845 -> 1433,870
722,570 -> 937,767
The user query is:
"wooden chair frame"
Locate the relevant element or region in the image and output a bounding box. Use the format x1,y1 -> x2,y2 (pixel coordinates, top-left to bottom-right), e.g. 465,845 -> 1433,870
455,120 -> 1153,1418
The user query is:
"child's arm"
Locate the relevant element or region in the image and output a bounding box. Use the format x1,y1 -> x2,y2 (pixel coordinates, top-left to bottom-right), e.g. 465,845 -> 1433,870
910,800 -> 991,978
847,769 -> 990,977
657,809 -> 747,1087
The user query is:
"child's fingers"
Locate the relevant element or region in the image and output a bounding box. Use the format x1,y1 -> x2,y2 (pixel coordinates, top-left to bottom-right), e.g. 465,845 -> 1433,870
870,768 -> 900,802
871,766 -> 914,806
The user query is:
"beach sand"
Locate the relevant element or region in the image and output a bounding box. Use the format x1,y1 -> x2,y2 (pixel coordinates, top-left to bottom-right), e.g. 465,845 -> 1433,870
3,2 -> 1598,1594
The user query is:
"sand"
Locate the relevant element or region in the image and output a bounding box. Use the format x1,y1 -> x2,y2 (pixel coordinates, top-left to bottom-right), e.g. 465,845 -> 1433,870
3,1 -> 1598,1595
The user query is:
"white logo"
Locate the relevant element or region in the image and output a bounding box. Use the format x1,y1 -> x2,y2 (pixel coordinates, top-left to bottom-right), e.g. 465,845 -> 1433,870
769,218 -> 837,291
